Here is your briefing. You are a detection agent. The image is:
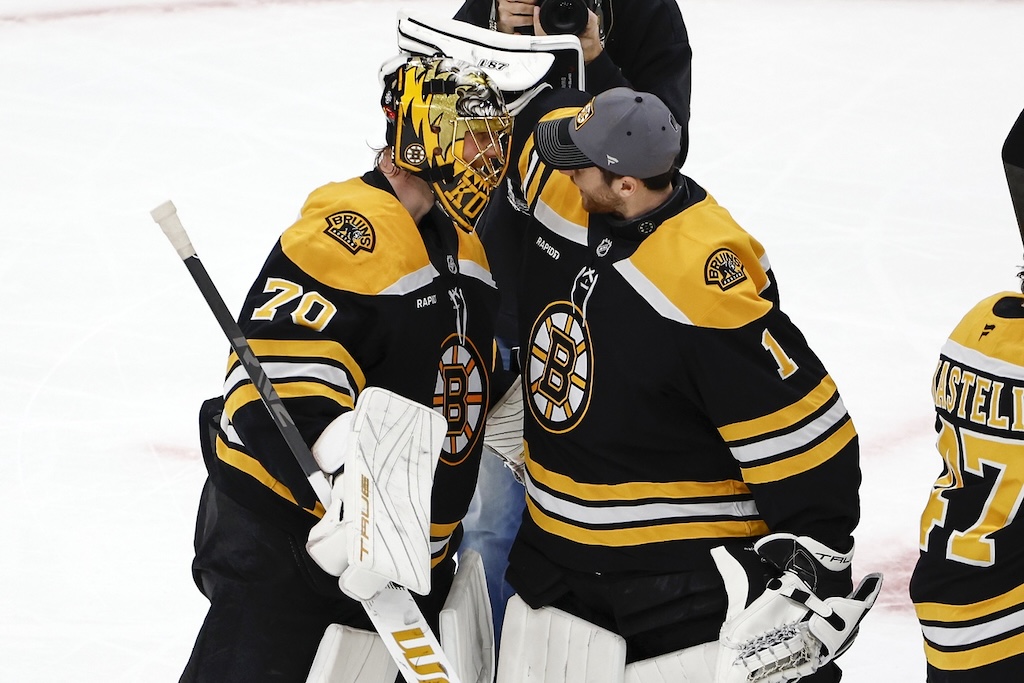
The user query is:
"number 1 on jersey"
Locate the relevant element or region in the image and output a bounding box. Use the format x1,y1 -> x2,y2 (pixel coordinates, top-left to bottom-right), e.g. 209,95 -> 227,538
762,329 -> 798,379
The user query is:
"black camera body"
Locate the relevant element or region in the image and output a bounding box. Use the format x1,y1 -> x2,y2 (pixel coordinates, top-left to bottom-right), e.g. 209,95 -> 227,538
509,0 -> 599,37
538,0 -> 594,36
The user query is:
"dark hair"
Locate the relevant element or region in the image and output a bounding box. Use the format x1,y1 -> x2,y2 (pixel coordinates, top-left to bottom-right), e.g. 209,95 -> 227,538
599,166 -> 676,191
373,146 -> 400,177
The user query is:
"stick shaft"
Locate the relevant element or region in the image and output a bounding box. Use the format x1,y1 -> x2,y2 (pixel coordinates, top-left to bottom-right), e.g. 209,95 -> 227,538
151,201 -> 331,507
150,201 -> 463,683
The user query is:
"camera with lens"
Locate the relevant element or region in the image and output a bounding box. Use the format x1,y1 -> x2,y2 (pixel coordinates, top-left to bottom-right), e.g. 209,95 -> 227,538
514,0 -> 597,37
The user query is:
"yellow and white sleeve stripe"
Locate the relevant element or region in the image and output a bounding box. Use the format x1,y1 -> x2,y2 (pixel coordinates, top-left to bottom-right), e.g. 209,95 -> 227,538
719,375 -> 856,485
916,583 -> 1024,670
223,338 -> 365,420
523,455 -> 768,547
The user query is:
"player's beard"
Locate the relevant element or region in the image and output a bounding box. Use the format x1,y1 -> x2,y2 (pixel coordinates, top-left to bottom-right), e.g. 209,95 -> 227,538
577,184 -> 620,215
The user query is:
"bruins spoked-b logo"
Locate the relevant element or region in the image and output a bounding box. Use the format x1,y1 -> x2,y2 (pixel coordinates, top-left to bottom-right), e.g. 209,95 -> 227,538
526,301 -> 593,433
433,334 -> 487,465
403,143 -> 427,167
324,211 -> 376,255
704,248 -> 747,290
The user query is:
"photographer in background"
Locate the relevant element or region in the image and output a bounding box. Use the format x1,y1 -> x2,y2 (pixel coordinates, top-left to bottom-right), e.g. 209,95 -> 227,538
454,0 -> 690,141
452,0 -> 692,643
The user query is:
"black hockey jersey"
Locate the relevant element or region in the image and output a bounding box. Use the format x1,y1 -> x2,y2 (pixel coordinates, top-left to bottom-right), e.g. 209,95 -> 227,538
910,292 -> 1024,672
508,111 -> 861,577
203,170 -> 497,568
454,0 -> 692,356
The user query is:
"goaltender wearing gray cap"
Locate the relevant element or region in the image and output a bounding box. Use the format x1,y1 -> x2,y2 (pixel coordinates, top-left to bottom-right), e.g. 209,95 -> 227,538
487,84 -> 884,683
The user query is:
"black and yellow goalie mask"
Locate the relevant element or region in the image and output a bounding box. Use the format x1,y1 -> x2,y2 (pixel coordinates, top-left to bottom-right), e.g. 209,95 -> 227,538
382,56 -> 512,232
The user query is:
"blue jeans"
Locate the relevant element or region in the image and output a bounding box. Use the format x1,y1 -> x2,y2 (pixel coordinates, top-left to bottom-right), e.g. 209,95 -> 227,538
461,446 -> 526,643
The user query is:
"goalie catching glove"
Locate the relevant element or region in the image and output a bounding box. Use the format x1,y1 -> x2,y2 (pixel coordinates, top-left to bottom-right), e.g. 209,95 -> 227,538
305,387 -> 447,601
714,533 -> 883,683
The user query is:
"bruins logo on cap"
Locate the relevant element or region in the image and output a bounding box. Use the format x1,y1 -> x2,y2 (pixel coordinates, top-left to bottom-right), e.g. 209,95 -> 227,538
704,248 -> 747,290
324,211 -> 376,255
574,100 -> 595,130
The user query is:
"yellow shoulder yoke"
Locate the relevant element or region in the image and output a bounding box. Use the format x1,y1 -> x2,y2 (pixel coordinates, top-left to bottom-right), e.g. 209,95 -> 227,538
626,193 -> 773,329
281,178 -> 432,295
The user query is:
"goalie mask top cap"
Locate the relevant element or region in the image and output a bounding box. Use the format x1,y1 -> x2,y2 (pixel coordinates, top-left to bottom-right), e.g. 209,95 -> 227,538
380,55 -> 512,232
534,87 -> 680,178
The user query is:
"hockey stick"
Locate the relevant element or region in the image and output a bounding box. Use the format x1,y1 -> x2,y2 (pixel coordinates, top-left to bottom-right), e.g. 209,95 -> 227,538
150,200 -> 463,683
1003,106 -> 1024,248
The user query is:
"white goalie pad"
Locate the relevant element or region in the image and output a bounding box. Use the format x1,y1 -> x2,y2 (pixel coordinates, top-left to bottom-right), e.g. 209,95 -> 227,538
440,550 -> 495,683
305,624 -> 398,683
339,386 -> 448,600
497,594 -> 627,683
396,11 -> 585,114
623,643 -> 718,683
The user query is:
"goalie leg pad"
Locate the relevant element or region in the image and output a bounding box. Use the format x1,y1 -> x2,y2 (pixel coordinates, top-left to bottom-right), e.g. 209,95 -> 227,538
305,624 -> 399,683
623,642 -> 718,683
496,594 -> 627,683
440,549 -> 495,683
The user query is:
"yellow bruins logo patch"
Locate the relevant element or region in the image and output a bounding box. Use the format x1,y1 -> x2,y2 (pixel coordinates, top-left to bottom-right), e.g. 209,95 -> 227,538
704,248 -> 747,290
574,101 -> 594,130
324,211 -> 375,255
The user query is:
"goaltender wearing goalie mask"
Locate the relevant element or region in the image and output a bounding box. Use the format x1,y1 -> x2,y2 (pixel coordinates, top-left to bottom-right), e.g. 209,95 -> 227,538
381,56 -> 512,232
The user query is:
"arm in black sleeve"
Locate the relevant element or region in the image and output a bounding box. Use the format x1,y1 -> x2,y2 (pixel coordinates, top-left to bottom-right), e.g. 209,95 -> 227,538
453,0 -> 492,27
591,0 -> 692,158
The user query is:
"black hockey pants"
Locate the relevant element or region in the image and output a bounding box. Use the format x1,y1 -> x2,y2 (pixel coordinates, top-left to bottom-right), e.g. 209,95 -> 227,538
179,479 -> 453,683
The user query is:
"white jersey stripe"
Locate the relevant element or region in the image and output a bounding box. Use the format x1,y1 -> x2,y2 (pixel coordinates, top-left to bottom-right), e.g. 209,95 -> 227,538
379,264 -> 439,296
942,338 -> 1024,381
524,472 -> 759,526
225,360 -> 354,397
614,259 -> 694,325
534,198 -> 588,245
922,604 -> 1024,648
459,259 -> 497,289
729,398 -> 849,464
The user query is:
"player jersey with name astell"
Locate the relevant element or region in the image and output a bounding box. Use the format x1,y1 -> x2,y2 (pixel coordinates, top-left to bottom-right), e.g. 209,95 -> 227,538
911,292 -> 1024,673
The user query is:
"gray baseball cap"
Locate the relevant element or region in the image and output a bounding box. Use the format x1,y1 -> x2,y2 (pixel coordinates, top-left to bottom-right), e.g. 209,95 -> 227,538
534,87 -> 681,178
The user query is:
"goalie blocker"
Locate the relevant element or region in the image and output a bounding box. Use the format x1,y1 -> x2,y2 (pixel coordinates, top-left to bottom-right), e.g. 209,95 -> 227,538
306,386 -> 447,601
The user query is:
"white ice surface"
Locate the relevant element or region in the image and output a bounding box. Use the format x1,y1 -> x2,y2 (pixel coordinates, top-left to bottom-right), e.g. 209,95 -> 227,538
3,0 -> 1024,680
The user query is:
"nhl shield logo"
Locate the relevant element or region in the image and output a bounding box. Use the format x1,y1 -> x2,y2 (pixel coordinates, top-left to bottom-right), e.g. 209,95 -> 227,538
324,211 -> 376,255
704,248 -> 747,290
